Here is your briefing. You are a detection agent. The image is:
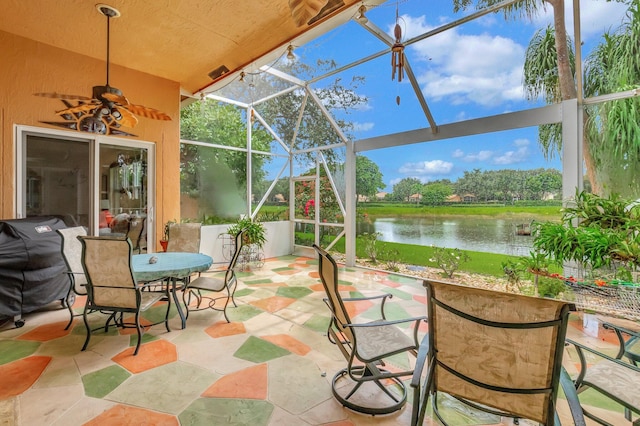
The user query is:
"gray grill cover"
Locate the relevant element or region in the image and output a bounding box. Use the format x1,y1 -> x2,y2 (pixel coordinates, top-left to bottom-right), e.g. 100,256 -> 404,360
0,217 -> 70,318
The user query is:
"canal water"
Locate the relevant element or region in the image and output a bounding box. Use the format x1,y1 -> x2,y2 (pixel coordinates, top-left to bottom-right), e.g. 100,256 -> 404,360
359,216 -> 535,256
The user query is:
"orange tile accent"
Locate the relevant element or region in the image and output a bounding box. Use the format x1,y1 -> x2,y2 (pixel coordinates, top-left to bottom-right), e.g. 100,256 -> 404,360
379,279 -> 401,288
274,269 -> 299,276
17,321 -> 72,341
201,363 -> 268,399
112,340 -> 177,374
262,334 -> 311,356
344,300 -> 373,318
413,294 -> 427,305
84,404 -> 178,426
205,322 -> 246,338
249,296 -> 295,313
0,356 -> 51,399
308,271 -> 320,279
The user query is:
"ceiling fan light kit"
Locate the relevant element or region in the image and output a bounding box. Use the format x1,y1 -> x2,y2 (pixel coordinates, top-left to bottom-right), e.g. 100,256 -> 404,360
34,3 -> 171,137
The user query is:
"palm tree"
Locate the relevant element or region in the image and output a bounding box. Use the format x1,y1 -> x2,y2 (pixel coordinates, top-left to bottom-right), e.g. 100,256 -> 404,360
583,2 -> 640,197
453,0 -> 597,193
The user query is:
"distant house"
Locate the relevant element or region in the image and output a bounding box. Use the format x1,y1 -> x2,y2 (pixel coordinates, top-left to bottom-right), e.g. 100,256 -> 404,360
409,193 -> 422,202
357,194 -> 369,202
446,194 -> 462,203
462,193 -> 476,202
375,192 -> 388,200
274,193 -> 286,203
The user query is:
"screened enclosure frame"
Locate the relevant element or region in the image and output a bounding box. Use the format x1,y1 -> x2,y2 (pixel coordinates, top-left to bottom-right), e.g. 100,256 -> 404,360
180,0 -> 640,266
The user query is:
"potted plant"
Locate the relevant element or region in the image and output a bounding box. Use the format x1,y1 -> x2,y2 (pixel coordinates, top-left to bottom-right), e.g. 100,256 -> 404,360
227,216 -> 266,248
531,191 -> 640,282
227,216 -> 266,269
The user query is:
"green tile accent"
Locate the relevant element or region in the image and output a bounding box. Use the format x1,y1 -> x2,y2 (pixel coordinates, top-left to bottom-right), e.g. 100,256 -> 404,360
129,331 -> 157,348
361,302 -> 413,325
387,274 -> 420,284
244,278 -> 273,285
228,305 -> 263,322
0,340 -> 40,365
235,271 -> 255,279
143,303 -> 177,324
81,364 -> 130,398
272,267 -> 295,273
179,398 -> 274,426
234,288 -> 254,297
305,259 -> 318,265
234,336 -> 290,363
381,287 -> 413,301
303,314 -> 330,333
275,286 -> 312,299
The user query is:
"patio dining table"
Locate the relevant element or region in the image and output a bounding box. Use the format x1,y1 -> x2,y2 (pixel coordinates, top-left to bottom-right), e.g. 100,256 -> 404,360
132,252 -> 213,329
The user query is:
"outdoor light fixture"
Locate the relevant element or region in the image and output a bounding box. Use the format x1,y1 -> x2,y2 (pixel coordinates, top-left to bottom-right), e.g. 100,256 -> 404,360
239,72 -> 245,83
355,4 -> 368,23
286,45 -> 296,61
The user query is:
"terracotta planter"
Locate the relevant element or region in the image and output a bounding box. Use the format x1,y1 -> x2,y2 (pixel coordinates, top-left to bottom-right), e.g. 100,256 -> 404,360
160,240 -> 168,252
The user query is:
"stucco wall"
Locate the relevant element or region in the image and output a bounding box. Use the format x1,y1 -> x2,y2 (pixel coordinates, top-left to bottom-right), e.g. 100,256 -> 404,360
0,30 -> 181,249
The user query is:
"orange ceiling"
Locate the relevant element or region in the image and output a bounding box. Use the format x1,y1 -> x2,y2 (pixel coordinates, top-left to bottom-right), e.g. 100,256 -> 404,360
0,0 -> 365,95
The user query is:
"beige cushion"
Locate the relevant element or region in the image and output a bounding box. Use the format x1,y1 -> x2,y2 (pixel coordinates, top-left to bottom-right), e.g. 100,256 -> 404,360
353,322 -> 415,362
584,360 -> 640,409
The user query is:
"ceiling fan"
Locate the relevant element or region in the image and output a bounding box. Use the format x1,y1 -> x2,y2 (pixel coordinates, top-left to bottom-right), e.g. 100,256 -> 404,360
34,4 -> 171,137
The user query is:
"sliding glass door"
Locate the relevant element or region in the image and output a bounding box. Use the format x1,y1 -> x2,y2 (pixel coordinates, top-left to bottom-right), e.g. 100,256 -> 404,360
16,126 -> 155,250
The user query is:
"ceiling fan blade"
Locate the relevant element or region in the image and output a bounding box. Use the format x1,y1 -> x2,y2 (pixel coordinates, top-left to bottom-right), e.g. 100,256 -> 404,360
125,104 -> 172,121
113,106 -> 138,128
56,102 -> 99,116
34,92 -> 92,101
102,92 -> 130,105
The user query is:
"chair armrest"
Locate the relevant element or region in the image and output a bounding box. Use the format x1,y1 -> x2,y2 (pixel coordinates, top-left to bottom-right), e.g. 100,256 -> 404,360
411,334 -> 430,389
566,338 -> 640,387
330,293 -> 394,320
602,321 -> 640,362
559,367 -> 587,426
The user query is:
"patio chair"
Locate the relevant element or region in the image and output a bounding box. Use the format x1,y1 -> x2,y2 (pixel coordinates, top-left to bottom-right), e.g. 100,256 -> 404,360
166,222 -> 201,253
312,244 -> 427,415
183,229 -> 245,323
126,215 -> 146,254
57,226 -> 88,330
566,321 -> 640,425
410,279 -> 586,426
78,236 -> 171,355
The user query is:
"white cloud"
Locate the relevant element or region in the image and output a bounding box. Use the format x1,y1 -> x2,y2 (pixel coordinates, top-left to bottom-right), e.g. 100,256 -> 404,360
395,14 -> 526,107
463,150 -> 493,162
493,145 -> 529,165
352,121 -> 375,132
451,149 -> 465,158
398,159 -> 453,175
513,138 -> 530,147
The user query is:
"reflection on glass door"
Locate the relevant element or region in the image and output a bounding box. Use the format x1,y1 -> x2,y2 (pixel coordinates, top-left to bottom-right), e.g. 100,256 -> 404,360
98,145 -> 149,251
23,134 -> 91,228
18,127 -> 154,251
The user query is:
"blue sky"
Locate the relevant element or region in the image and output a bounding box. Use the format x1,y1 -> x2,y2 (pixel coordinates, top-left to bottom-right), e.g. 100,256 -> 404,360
291,0 -> 629,190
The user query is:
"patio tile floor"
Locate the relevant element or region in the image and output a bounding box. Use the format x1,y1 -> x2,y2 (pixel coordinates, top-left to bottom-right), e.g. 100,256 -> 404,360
0,255 -> 632,425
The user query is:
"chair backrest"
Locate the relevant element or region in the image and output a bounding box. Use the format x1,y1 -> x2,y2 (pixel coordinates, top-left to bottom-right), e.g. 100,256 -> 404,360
57,226 -> 88,292
313,244 -> 354,343
423,279 -> 573,425
225,228 -> 246,284
79,236 -> 138,309
126,215 -> 146,252
167,222 -> 201,253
